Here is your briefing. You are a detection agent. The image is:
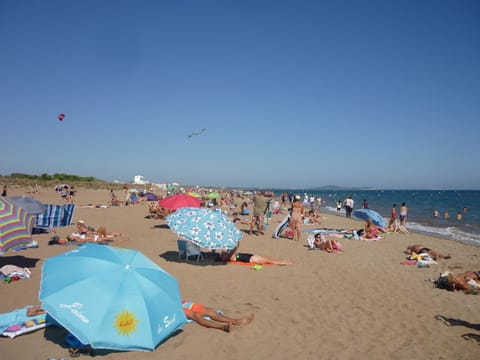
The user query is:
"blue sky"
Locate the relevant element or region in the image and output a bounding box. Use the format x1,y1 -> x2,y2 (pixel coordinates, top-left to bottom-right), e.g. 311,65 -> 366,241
1,0 -> 479,189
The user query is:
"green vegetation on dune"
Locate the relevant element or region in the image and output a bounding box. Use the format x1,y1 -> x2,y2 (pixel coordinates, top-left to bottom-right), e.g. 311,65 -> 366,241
0,173 -> 124,190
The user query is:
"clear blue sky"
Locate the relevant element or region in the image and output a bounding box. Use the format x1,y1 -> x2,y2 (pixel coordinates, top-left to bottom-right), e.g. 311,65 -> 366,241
1,0 -> 479,189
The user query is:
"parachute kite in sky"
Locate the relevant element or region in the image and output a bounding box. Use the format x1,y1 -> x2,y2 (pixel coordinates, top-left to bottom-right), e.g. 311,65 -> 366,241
187,128 -> 206,139
58,113 -> 65,122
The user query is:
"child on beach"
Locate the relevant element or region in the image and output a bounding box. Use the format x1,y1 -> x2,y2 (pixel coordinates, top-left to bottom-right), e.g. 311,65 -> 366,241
182,301 -> 254,332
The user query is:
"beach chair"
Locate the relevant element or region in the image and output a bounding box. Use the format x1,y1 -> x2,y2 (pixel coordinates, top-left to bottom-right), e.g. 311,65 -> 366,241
177,240 -> 204,263
34,204 -> 76,233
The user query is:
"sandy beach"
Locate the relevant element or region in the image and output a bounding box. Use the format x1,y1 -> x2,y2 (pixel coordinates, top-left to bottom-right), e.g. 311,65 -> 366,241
1,187 -> 479,360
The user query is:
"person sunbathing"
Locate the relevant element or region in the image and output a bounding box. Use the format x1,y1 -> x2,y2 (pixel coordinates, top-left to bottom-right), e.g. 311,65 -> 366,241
219,242 -> 292,265
436,271 -> 480,291
147,202 -> 170,219
405,244 -> 451,260
310,233 -> 343,252
386,218 -> 409,234
303,210 -> 323,225
76,221 -> 124,238
364,219 -> 382,239
182,300 -> 254,332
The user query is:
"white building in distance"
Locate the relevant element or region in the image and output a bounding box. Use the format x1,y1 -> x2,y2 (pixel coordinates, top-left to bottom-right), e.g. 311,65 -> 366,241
133,175 -> 147,185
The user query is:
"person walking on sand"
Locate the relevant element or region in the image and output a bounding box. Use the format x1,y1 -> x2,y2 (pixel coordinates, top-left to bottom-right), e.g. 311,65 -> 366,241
400,202 -> 408,226
336,200 -> 342,215
344,196 -> 354,218
182,300 -> 254,332
249,191 -> 270,236
289,195 -> 304,242
391,204 -> 397,221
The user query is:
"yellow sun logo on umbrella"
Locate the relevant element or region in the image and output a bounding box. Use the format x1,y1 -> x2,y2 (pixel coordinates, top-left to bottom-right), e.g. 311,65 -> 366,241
113,309 -> 139,337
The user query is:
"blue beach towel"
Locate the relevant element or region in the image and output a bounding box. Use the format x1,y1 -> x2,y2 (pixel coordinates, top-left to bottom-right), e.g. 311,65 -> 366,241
0,306 -> 55,338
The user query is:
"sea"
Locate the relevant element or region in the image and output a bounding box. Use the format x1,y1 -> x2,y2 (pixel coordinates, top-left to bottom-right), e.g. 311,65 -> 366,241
271,189 -> 480,247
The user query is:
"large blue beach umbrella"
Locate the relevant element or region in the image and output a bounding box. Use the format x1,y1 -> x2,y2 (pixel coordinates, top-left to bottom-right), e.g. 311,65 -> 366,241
39,243 -> 186,352
166,207 -> 242,250
353,209 -> 387,227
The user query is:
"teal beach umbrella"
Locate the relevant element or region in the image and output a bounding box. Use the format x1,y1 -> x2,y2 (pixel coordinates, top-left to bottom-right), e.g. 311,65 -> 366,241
39,243 -> 186,351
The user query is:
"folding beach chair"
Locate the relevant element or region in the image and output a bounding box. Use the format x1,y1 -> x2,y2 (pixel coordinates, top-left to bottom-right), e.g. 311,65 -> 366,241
34,204 -> 76,233
177,240 -> 204,263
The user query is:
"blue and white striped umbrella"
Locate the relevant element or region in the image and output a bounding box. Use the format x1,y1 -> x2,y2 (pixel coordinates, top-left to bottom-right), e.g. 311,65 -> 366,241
353,209 -> 387,227
166,207 -> 242,250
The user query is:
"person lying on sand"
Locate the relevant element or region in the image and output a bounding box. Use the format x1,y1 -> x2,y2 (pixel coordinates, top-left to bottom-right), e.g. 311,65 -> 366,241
405,244 -> 451,260
364,219 -> 385,239
146,202 -> 170,219
219,242 -> 292,265
386,218 -> 409,234
436,271 -> 480,291
310,233 -> 343,253
76,220 -> 123,238
182,300 -> 254,332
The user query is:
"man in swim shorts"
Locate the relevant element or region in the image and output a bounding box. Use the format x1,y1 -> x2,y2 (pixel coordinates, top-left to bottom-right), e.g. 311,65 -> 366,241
181,300 -> 254,332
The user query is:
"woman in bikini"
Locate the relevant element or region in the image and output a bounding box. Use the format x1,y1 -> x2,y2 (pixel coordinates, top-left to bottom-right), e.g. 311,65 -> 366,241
289,195 -> 304,241
405,244 -> 451,260
364,219 -> 380,239
312,233 -> 343,252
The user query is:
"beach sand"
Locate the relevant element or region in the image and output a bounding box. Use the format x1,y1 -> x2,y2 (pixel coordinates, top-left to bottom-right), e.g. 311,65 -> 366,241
1,188 -> 479,359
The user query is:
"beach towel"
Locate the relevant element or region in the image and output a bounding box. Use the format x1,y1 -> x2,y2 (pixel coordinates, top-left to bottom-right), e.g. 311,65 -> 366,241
0,306 -> 54,338
0,265 -> 31,279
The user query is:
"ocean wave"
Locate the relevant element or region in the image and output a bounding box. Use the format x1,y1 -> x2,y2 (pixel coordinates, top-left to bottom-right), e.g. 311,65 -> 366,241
407,222 -> 480,247
321,206 -> 480,247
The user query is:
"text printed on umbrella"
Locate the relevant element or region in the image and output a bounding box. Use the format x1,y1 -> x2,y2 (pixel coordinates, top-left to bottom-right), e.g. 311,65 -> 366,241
114,310 -> 139,337
60,303 -> 89,323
